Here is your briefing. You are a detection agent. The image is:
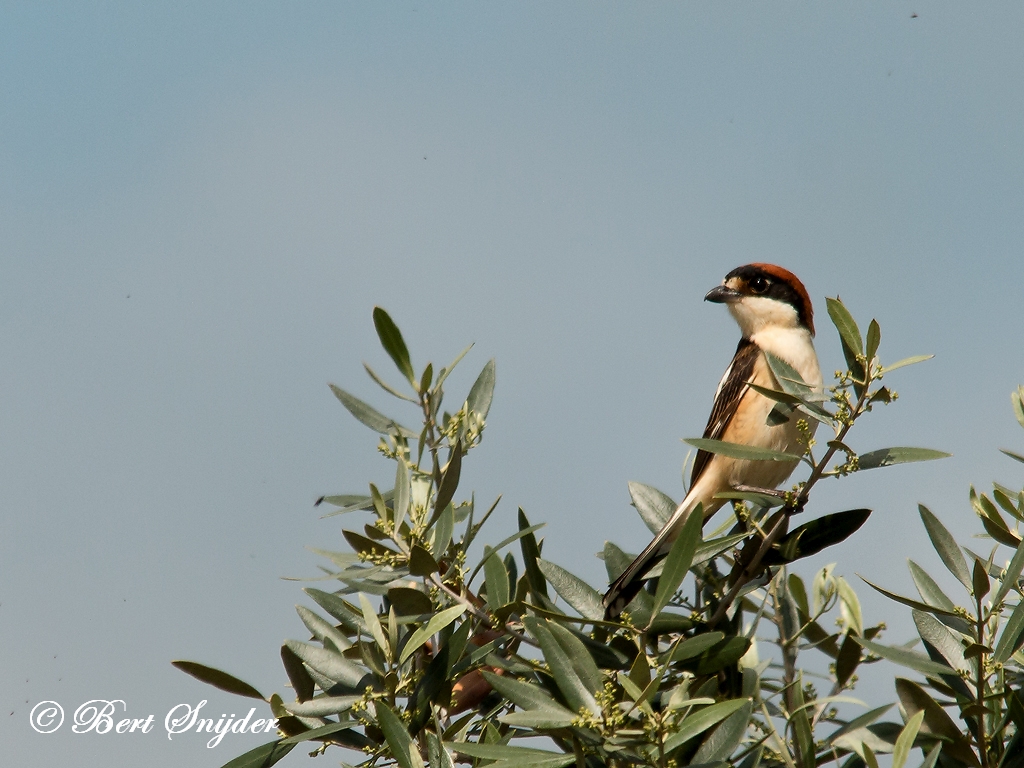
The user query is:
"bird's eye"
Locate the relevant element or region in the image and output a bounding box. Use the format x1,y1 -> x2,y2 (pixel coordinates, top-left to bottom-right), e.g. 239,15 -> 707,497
749,276 -> 770,294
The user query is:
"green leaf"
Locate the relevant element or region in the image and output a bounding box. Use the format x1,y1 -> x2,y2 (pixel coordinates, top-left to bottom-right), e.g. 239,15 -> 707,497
399,605 -> 466,664
789,676 -> 815,768
860,575 -> 960,618
919,505 -> 972,591
835,634 -> 861,688
882,355 -> 934,373
519,509 -> 550,602
394,459 -> 411,532
343,529 -> 399,559
388,587 -> 433,616
171,661 -> 265,700
892,711 -> 925,768
853,637 -> 958,679
628,481 -> 676,534
1001,448 -> 1024,465
359,594 -> 390,658
683,437 -> 802,462
483,673 -> 577,729
284,640 -> 366,689
973,559 -> 991,599
650,508 -> 702,621
826,297 -> 864,357
693,532 -> 750,568
536,559 -> 604,621
430,445 -> 462,527
826,704 -> 894,745
376,701 -> 426,768
865,319 -> 881,363
763,509 -> 871,565
663,698 -> 751,753
912,610 -> 970,676
667,632 -> 726,662
429,502 -> 455,557
484,549 -> 510,610
907,561 -> 958,612
523,616 -> 599,715
447,743 -> 570,761
303,588 -> 366,633
329,384 -> 417,438
1013,388 -> 1024,430
466,359 -> 496,419
279,721 -> 364,745
974,488 -> 1022,547
546,620 -> 604,695
419,363 -> 433,394
858,447 -> 951,471
409,544 -> 439,577
364,363 -> 417,402
280,644 -> 315,702
217,740 -> 295,768
372,307 -> 416,386
434,344 -> 473,392
285,696 -> 362,717
995,542 -> 1024,607
994,600 -> 1024,664
694,637 -> 751,675
895,678 -> 979,767
692,700 -> 753,763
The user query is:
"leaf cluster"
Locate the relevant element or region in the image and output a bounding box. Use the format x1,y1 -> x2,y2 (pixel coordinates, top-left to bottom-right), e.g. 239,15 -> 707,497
174,302 -> 961,768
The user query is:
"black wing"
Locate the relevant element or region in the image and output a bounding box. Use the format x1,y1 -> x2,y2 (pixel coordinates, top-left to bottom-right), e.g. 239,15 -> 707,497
689,338 -> 760,487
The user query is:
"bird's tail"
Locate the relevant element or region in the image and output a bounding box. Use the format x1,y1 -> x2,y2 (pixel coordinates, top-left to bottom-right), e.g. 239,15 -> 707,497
602,494 -> 714,620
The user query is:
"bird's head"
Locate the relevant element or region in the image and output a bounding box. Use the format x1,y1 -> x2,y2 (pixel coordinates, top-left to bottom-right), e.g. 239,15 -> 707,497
705,263 -> 815,338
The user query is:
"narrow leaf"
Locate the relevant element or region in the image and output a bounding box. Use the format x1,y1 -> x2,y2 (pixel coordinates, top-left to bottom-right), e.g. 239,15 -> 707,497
692,700 -> 753,763
1013,388 -> 1024,430
892,711 -> 925,768
466,359 -> 496,419
430,445 -> 462,526
826,297 -> 863,357
882,355 -> 933,373
376,701 -> 425,768
628,481 -> 676,534
858,447 -> 951,471
399,605 -> 466,665
859,575 -> 959,618
372,307 -> 415,385
484,549 -> 510,610
519,508 -> 549,602
171,661 -> 264,700
854,637 -> 958,679
663,699 -> 751,753
764,509 -> 871,565
865,320 -> 881,364
536,559 -> 605,621
329,384 -> 416,438
994,600 -> 1024,664
995,542 -> 1024,606
650,509 -> 702,621
907,561 -> 957,612
364,363 -> 417,402
684,437 -> 801,462
218,741 -> 295,768
919,505 -> 972,590
283,640 -> 366,688
523,616 -> 598,714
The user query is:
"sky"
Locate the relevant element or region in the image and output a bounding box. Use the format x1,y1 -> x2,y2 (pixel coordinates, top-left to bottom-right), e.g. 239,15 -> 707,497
2,3 -> 1023,765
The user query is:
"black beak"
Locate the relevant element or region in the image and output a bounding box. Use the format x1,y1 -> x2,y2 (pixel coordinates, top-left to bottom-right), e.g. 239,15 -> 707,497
705,285 -> 741,304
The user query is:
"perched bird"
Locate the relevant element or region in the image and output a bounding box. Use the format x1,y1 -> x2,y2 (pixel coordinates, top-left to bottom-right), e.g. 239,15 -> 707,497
603,263 -> 823,619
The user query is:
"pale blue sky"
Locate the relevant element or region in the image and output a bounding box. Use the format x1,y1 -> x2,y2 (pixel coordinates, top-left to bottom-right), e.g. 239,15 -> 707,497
2,4 -> 1023,765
